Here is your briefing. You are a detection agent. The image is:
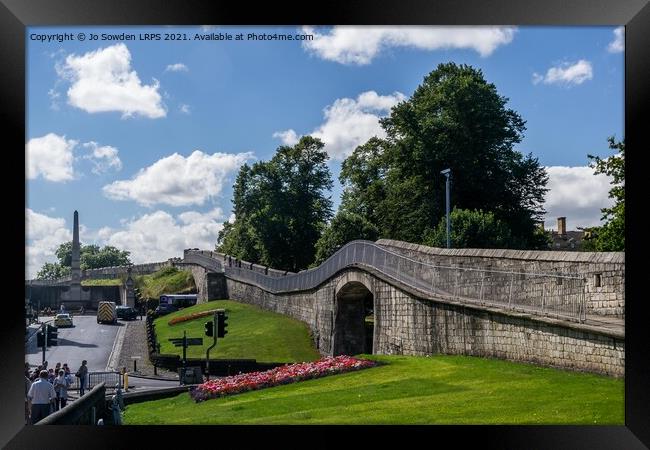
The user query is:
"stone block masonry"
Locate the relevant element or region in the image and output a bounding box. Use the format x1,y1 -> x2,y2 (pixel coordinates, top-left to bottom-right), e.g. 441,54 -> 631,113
225,266 -> 624,378
377,240 -> 625,318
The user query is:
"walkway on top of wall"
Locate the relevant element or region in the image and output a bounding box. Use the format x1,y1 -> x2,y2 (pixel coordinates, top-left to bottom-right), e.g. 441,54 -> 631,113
184,243 -> 625,341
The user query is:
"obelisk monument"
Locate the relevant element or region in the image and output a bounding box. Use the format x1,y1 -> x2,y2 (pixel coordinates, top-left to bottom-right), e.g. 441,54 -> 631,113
69,210 -> 82,302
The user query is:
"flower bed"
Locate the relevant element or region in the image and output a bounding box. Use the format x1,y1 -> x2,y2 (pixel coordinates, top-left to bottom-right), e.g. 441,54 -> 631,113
168,309 -> 219,326
190,355 -> 377,403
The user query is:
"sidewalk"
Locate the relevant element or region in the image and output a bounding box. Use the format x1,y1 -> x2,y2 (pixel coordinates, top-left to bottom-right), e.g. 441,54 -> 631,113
116,319 -> 178,380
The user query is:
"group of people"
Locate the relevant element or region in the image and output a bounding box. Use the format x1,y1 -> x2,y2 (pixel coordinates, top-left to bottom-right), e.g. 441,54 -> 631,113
24,360 -> 89,424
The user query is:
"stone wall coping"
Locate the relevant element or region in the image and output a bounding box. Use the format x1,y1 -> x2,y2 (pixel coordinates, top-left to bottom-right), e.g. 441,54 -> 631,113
376,239 -> 625,265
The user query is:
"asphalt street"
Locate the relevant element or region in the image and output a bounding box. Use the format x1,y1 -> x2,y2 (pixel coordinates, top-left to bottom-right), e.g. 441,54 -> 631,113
25,315 -> 122,373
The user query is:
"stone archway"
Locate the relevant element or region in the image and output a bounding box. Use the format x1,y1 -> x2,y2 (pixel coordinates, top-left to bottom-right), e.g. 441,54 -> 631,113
332,272 -> 375,356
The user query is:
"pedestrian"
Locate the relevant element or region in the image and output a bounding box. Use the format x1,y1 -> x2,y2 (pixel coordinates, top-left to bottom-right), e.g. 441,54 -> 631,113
54,363 -> 61,377
30,366 -> 41,382
24,374 -> 31,424
53,369 -> 71,410
24,362 -> 31,378
76,360 -> 88,396
47,369 -> 55,384
27,370 -> 56,424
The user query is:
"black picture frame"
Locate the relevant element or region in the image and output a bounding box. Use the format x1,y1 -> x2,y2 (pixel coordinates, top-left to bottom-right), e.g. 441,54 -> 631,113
2,0 -> 648,447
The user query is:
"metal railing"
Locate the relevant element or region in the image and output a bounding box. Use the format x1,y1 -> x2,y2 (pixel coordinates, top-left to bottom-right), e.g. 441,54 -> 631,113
71,371 -> 123,392
185,241 -> 587,323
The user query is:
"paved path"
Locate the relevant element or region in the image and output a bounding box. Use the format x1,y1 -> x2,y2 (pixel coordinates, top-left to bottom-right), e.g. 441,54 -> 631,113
116,319 -> 178,380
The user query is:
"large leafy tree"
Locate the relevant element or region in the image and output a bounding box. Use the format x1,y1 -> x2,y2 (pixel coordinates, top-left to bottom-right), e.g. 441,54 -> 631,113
339,62 -> 549,249
218,136 -> 333,271
312,211 -> 380,266
582,137 -> 625,251
424,208 -> 514,249
36,262 -> 71,280
47,241 -> 132,271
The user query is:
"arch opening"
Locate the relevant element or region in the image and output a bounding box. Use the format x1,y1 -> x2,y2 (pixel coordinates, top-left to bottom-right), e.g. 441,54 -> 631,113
332,281 -> 374,356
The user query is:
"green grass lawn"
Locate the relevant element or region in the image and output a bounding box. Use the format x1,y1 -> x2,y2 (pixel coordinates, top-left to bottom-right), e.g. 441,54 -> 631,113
81,278 -> 123,286
122,354 -> 624,425
154,300 -> 321,363
136,266 -> 196,300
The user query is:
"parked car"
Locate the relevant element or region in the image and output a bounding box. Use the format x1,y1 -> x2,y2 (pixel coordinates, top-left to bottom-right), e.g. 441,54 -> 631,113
116,306 -> 138,320
54,313 -> 73,328
154,304 -> 179,316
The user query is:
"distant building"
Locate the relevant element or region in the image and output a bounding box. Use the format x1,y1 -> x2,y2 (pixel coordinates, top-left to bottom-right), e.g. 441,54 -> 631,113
546,217 -> 586,251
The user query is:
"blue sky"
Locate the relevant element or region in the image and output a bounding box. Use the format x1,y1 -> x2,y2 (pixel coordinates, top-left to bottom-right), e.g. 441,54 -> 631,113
26,25 -> 624,277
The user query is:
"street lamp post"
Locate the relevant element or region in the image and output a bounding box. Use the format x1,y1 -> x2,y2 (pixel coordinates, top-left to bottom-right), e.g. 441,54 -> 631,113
441,169 -> 452,249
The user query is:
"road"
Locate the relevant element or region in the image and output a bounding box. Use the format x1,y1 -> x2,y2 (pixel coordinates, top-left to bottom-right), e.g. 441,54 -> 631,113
25,315 -> 122,373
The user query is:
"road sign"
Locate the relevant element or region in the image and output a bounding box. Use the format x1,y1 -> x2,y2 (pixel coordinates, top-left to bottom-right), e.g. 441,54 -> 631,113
186,338 -> 203,345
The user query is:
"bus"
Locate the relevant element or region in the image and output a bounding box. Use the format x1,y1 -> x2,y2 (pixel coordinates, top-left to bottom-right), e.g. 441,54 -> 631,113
159,294 -> 198,309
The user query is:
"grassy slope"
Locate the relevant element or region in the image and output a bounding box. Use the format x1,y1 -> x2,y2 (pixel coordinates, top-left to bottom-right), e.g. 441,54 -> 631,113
81,278 -> 122,286
154,300 -> 321,363
123,354 -> 624,425
136,267 -> 196,299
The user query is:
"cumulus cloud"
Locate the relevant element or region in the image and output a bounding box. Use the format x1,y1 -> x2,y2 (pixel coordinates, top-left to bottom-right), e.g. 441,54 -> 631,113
25,209 -> 72,278
302,26 -> 517,65
56,43 -> 166,118
274,91 -> 404,160
272,129 -> 300,146
101,209 -> 226,263
165,63 -> 189,72
82,142 -> 122,174
607,27 -> 624,53
27,133 -> 77,182
532,60 -> 593,87
543,166 -> 614,231
102,150 -> 254,207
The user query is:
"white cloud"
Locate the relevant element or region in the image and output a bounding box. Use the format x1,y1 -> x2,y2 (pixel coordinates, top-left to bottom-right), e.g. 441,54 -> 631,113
302,26 -> 516,65
56,43 -> 166,118
165,63 -> 189,72
179,104 -> 191,114
27,133 -> 77,182
607,27 -> 624,53
272,129 -> 300,146
25,209 -> 72,278
102,209 -> 226,263
532,60 -> 593,87
102,150 -> 254,207
543,166 -> 614,231
278,90 -> 405,160
82,142 -> 122,174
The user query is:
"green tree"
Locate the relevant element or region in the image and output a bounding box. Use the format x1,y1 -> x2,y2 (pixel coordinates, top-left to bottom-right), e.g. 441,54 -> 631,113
340,62 -> 549,249
36,262 -> 71,280
49,241 -> 132,270
424,208 -> 513,249
312,211 -> 380,266
218,136 -> 333,271
582,137 -> 625,251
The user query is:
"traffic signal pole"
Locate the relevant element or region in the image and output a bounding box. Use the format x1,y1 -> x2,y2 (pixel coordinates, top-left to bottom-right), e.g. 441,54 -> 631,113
205,312 -> 217,381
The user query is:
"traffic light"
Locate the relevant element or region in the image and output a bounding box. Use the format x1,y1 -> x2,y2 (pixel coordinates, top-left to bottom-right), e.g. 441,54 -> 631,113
204,321 -> 213,337
36,331 -> 45,348
46,325 -> 58,346
217,310 -> 228,338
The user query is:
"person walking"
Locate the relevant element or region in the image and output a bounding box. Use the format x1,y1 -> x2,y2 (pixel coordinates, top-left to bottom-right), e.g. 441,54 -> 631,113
24,374 -> 31,424
53,369 -> 71,410
76,360 -> 89,396
27,370 -> 56,424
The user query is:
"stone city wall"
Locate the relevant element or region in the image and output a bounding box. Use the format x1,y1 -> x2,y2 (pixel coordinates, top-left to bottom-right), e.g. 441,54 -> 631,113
376,239 -> 625,318
225,267 -> 624,377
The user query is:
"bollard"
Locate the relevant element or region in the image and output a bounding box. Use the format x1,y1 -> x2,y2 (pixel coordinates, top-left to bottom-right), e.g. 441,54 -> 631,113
133,359 -> 137,372
123,372 -> 129,391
